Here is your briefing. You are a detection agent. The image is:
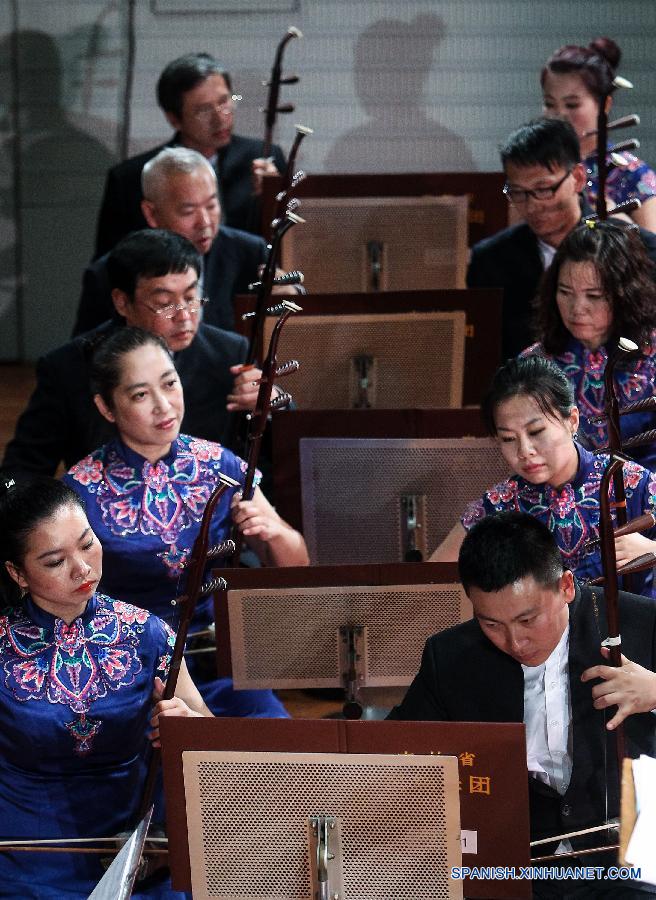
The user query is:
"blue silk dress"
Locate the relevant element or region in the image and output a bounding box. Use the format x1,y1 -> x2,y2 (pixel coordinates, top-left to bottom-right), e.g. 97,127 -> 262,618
521,336 -> 656,472
584,150 -> 656,212
0,593 -> 183,898
64,435 -> 288,719
462,443 -> 656,597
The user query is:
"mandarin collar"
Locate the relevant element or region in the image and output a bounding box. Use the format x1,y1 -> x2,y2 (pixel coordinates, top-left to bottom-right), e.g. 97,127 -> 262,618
24,592 -> 98,631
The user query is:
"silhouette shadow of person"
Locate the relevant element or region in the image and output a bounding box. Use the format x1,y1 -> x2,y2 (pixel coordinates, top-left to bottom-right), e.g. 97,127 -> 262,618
0,28 -> 116,355
324,14 -> 475,174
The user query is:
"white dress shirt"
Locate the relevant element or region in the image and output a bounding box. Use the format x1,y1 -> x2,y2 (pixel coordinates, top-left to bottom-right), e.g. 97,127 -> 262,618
538,239 -> 557,271
522,624 -> 572,797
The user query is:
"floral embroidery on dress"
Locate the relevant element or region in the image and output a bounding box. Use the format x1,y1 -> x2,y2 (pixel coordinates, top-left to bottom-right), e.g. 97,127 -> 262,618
67,456 -> 104,487
93,436 -> 231,542
0,595 -> 151,755
520,338 -> 656,455
462,450 -> 656,577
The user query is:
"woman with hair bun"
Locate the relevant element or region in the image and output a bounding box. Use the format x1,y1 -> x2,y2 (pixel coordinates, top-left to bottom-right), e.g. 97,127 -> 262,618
541,37 -> 656,230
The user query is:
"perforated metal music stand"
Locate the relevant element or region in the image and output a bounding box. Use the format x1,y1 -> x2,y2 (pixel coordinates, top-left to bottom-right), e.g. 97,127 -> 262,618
234,288 -> 503,407
160,717 -> 531,899
214,562 -> 469,716
281,195 -> 469,292
272,409 -> 509,564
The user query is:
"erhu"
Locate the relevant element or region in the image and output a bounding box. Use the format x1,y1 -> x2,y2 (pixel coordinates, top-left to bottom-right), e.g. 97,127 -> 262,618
582,78 -> 641,223
87,473 -> 240,897
230,298 -> 302,564
531,338 -> 656,864
261,26 -> 303,159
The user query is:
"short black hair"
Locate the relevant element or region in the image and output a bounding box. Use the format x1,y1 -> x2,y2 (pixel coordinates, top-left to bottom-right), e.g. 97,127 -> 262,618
500,117 -> 581,173
458,512 -> 564,595
106,229 -> 201,298
481,355 -> 575,436
90,326 -> 173,408
157,52 -> 231,119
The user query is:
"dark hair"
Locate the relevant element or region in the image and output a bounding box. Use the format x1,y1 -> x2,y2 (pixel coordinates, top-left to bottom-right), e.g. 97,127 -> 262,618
157,52 -> 232,119
90,326 -> 173,408
500,117 -> 581,173
458,512 -> 564,595
0,478 -> 85,606
106,229 -> 201,299
481,356 -> 575,436
541,38 -> 621,102
536,221 -> 656,354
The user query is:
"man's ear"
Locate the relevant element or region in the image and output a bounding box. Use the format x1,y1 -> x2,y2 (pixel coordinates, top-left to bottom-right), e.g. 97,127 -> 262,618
111,288 -> 130,320
571,162 -> 587,194
93,393 -> 115,424
164,110 -> 182,133
141,198 -> 158,229
5,561 -> 27,591
560,569 -> 576,603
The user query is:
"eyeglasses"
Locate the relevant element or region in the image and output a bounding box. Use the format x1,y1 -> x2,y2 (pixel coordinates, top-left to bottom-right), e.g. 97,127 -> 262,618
503,169 -> 573,204
190,94 -> 242,124
141,296 -> 209,319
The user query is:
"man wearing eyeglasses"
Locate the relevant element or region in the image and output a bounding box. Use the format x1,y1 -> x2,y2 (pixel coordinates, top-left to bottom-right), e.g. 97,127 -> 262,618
73,147 -> 269,336
468,117 -> 656,359
94,52 -> 285,258
1,231 -> 261,479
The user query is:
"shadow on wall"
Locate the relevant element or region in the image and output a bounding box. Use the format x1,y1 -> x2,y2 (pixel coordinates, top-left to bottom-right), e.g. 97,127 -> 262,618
324,14 -> 475,174
0,29 -> 116,360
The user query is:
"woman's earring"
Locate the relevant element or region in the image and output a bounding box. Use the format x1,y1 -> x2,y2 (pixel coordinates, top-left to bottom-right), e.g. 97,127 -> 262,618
572,431 -> 579,439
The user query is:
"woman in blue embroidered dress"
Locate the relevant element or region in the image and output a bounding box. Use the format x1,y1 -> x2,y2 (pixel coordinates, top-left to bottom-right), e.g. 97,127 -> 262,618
521,221 -> 656,472
430,356 -> 656,598
0,477 -> 211,898
541,37 -> 656,231
64,327 -> 308,719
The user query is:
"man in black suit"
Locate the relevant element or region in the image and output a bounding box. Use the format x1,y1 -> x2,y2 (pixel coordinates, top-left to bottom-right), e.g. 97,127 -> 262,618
390,513 -> 656,897
3,231 -> 263,477
468,118 -> 656,358
73,147 -> 267,336
94,52 -> 285,256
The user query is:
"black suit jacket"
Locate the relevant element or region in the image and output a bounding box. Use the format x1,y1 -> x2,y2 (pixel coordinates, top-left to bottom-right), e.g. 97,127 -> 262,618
389,584 -> 656,856
94,133 -> 286,256
72,225 -> 266,336
467,216 -> 656,359
1,321 -> 247,477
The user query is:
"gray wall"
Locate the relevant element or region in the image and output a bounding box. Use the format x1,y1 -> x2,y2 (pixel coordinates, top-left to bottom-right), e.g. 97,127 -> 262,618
1,0 -> 654,360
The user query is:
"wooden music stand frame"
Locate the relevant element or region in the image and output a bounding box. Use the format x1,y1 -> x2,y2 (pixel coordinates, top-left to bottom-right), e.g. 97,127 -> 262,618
234,288 -> 503,407
261,172 -> 508,247
160,716 -> 531,899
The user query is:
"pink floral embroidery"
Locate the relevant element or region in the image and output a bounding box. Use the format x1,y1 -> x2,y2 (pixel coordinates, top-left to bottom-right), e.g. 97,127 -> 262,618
68,456 -> 104,487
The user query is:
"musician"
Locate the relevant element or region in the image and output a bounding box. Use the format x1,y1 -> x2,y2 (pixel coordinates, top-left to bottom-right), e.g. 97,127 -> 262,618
431,356 -> 656,597
392,513 -> 656,897
2,231 -> 264,478
0,476 -> 207,898
467,117 -> 656,358
64,326 -> 308,716
74,147 -> 267,335
523,220 -> 656,470
94,52 -> 285,255
541,37 -> 656,230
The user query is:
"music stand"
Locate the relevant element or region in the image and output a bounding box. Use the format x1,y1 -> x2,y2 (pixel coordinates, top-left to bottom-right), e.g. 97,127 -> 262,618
234,288 -> 503,407
271,409 -> 509,562
214,561 -> 469,717
160,717 -> 531,899
261,172 -> 508,247
280,195 -> 469,292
